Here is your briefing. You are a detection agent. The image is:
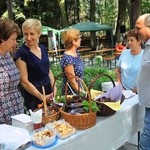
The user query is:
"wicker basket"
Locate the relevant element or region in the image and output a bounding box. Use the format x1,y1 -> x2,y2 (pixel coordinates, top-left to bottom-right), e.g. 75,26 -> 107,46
42,105 -> 60,125
60,76 -> 97,130
52,72 -> 75,101
42,86 -> 60,125
88,73 -> 124,116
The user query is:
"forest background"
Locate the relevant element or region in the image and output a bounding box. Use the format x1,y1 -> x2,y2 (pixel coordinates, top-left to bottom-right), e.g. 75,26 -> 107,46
0,0 -> 150,48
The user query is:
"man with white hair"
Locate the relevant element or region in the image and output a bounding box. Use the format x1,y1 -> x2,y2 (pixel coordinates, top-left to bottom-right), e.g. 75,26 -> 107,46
135,13 -> 150,150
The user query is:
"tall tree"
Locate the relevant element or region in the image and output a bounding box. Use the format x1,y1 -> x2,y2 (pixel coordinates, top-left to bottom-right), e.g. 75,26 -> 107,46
7,0 -> 14,20
115,0 -> 128,41
58,0 -> 68,28
90,0 -> 96,49
90,0 -> 95,22
74,0 -> 80,23
127,0 -> 142,29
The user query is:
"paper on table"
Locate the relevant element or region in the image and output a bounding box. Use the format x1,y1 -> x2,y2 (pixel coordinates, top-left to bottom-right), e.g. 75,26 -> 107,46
122,90 -> 136,99
11,114 -> 32,123
29,109 -> 42,124
90,89 -> 103,100
100,101 -> 121,111
0,124 -> 31,150
11,114 -> 33,132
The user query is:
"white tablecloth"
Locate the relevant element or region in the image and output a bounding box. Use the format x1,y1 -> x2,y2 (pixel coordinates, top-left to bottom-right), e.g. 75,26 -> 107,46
28,94 -> 144,150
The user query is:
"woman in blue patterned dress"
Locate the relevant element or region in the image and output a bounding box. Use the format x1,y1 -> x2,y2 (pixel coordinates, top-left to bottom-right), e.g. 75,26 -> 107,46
0,18 -> 24,124
14,19 -> 56,111
60,28 -> 84,95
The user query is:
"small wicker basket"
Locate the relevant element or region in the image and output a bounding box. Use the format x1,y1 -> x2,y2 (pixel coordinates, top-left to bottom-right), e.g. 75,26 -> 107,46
60,76 -> 97,130
42,106 -> 60,125
88,73 -> 124,116
42,86 -> 60,125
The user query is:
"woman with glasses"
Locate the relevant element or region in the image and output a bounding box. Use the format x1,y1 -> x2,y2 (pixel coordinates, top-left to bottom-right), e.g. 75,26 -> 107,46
60,28 -> 84,95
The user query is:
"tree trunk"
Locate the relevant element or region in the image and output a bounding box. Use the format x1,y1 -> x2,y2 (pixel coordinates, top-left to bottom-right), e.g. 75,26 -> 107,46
90,0 -> 95,22
127,0 -> 142,29
58,0 -> 68,28
7,0 -> 14,20
90,0 -> 96,50
115,0 -> 128,42
74,0 -> 80,23
76,0 -> 80,22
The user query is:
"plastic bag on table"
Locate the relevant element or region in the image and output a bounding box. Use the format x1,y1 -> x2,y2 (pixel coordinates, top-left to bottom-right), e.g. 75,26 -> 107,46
94,85 -> 123,101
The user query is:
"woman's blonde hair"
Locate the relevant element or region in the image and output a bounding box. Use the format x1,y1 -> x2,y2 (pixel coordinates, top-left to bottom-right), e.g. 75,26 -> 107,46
61,28 -> 80,48
22,18 -> 42,35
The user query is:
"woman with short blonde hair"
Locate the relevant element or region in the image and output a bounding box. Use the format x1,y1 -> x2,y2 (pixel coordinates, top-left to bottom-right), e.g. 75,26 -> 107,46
22,18 -> 42,35
14,18 -> 56,111
60,28 -> 84,95
61,28 -> 81,49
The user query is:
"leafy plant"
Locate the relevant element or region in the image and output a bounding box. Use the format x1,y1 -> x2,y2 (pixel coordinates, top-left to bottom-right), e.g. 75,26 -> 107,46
83,66 -> 116,91
82,100 -> 99,112
95,55 -> 103,66
55,95 -> 66,103
51,63 -> 116,96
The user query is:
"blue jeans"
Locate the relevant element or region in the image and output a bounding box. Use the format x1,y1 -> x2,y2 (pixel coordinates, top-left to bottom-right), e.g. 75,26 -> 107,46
139,108 -> 150,150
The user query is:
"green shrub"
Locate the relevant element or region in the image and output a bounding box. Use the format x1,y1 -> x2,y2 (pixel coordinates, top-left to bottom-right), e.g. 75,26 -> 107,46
50,64 -> 116,94
83,66 -> 116,90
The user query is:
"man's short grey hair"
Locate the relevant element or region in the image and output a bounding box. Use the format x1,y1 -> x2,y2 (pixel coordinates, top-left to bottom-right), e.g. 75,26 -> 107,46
144,14 -> 150,28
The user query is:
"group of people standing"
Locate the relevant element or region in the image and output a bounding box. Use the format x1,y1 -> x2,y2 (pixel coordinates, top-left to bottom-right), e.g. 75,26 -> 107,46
0,13 -> 150,149
0,18 -> 83,125
0,18 -> 57,125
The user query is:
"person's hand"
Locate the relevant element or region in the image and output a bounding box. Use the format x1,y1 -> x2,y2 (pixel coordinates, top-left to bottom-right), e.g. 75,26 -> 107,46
132,87 -> 138,94
46,92 -> 54,102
